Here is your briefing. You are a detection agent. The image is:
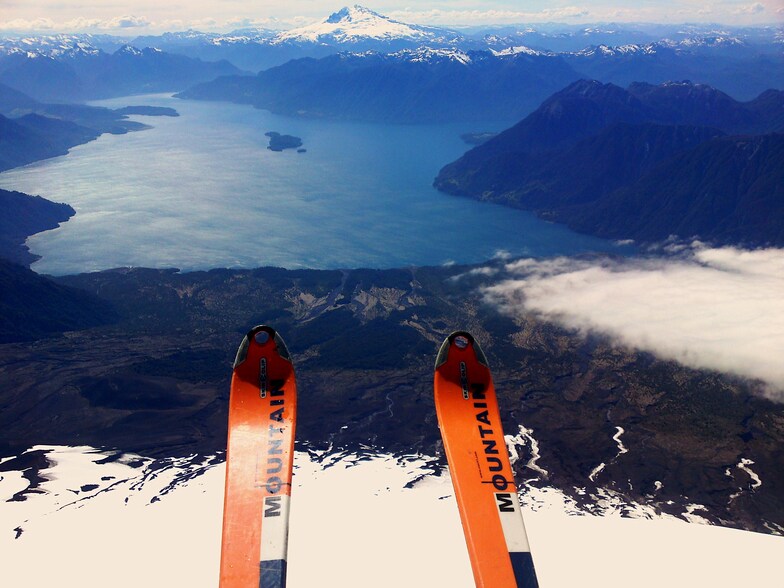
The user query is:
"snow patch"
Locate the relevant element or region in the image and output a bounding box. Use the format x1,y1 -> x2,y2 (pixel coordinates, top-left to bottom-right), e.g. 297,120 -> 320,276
737,458 -> 762,490
506,424 -> 549,479
587,426 -> 629,483
684,503 -> 711,524
0,470 -> 29,501
612,426 -> 629,455
588,462 -> 606,482
730,457 -> 763,500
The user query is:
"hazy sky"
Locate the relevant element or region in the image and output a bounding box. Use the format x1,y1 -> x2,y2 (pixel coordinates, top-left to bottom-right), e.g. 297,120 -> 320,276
1,1 -> 782,34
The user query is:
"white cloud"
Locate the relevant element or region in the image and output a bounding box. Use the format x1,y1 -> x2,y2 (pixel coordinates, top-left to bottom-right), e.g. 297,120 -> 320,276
387,6 -> 590,25
483,246 -> 784,399
0,12 -> 299,34
0,17 -> 56,31
105,15 -> 151,29
0,14 -> 151,32
733,3 -> 766,14
448,266 -> 500,282
224,17 -> 271,29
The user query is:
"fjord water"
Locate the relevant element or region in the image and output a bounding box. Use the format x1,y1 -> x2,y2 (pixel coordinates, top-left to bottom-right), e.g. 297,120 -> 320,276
0,95 -> 627,275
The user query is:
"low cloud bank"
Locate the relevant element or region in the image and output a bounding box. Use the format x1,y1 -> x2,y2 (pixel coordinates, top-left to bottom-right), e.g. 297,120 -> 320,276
484,245 -> 784,398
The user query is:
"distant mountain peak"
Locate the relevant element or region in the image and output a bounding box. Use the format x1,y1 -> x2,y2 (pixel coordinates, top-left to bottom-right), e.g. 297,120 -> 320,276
116,44 -> 144,56
274,4 -> 451,45
114,45 -> 163,57
0,35 -> 101,59
326,5 -> 382,23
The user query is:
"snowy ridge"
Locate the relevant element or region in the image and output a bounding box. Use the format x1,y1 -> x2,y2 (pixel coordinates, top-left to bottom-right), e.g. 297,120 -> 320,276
115,44 -> 144,57
326,45 -> 556,67
570,34 -> 749,58
0,34 -> 102,58
0,36 -> 168,59
667,35 -> 745,48
492,45 -> 551,57
1,14 -> 772,59
572,43 -> 660,57
392,46 -> 473,65
206,28 -> 280,46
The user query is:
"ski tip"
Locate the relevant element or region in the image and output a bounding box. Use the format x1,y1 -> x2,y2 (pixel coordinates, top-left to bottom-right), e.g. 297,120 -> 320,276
435,330 -> 490,370
233,325 -> 292,368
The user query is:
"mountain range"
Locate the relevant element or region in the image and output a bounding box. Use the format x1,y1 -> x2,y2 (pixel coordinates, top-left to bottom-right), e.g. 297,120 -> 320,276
558,133 -> 784,244
170,7 -> 783,124
0,188 -> 75,265
0,83 -> 182,269
126,6 -> 784,76
131,6 -> 465,71
0,112 -> 100,173
563,41 -> 784,101
0,41 -> 240,102
0,258 -> 116,343
0,81 -> 181,175
178,47 -> 581,123
2,6 -> 781,105
434,80 -> 784,246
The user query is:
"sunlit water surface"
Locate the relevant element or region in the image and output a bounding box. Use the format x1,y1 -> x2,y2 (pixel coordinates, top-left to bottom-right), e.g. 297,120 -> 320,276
0,95 -> 630,275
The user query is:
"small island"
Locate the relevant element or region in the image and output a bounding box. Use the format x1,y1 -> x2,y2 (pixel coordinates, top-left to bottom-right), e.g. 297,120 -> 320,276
460,132 -> 497,146
114,106 -> 180,117
265,131 -> 303,152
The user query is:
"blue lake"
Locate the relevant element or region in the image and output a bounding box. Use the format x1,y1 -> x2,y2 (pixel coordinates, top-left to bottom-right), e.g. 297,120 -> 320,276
0,95 -> 630,275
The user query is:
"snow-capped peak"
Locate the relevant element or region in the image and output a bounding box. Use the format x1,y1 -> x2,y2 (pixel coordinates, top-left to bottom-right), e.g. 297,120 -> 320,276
116,44 -> 144,56
660,35 -> 746,49
273,4 -> 439,45
393,46 -> 473,65
325,4 -> 381,24
572,43 -> 659,57
491,45 -> 549,57
0,34 -> 102,59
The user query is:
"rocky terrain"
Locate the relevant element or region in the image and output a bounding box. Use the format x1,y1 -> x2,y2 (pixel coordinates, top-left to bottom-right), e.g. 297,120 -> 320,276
0,262 -> 781,535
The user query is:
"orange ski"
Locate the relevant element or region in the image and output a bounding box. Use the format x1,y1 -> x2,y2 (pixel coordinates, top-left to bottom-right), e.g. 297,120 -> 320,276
220,326 -> 297,588
434,331 -> 539,588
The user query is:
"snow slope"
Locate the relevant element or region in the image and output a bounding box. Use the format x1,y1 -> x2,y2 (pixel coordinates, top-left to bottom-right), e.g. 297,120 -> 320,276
2,446 -> 782,587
